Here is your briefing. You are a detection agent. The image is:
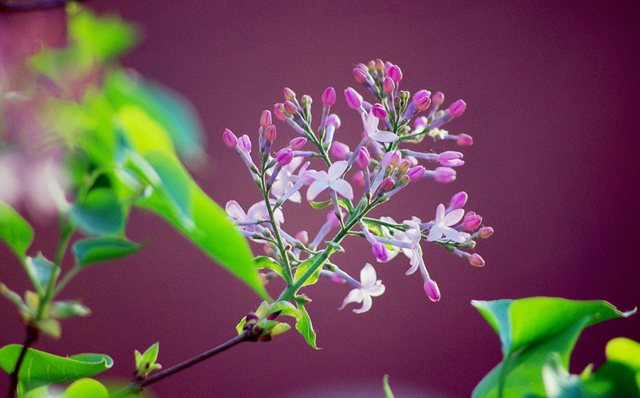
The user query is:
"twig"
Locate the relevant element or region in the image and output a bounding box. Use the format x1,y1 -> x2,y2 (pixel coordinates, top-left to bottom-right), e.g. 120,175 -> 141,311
6,326 -> 39,398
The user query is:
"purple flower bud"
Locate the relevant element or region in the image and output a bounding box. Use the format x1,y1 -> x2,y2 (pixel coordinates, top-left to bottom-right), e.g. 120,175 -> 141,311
331,141 -> 350,160
424,279 -> 441,302
353,170 -> 365,186
296,230 -> 309,245
432,91 -> 445,105
276,148 -> 293,166
260,110 -> 272,128
223,129 -> 238,148
283,87 -> 296,101
414,116 -> 428,131
438,151 -> 464,167
388,65 -> 403,83
407,166 -> 426,182
289,137 -> 307,150
322,87 -> 336,106
449,191 -> 468,209
463,214 -> 482,231
456,134 -> 473,146
413,89 -> 430,104
274,103 -> 287,121
469,253 -> 485,267
449,99 -> 467,117
478,227 -> 494,239
344,87 -> 363,110
415,97 -> 431,112
382,77 -> 395,94
372,242 -> 388,262
372,104 -> 387,119
238,135 -> 252,153
353,68 -> 368,83
357,147 -> 371,168
326,114 -> 341,128
388,151 -> 401,167
381,177 -> 395,191
284,101 -> 297,115
434,167 -> 456,183
264,125 -> 277,141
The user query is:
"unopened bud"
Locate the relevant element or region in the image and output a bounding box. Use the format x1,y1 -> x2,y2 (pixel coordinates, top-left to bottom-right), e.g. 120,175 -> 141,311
283,87 -> 296,101
432,91 -> 444,105
357,147 -> 371,168
449,99 -> 467,117
295,230 -> 309,245
260,110 -> 272,128
398,159 -> 412,173
469,253 -> 485,267
388,151 -> 401,167
381,177 -> 395,191
289,137 -> 307,150
372,242 -> 388,262
274,103 -> 287,121
301,95 -> 312,107
344,87 -> 363,110
388,65 -> 403,83
374,58 -> 385,72
284,101 -> 297,115
353,170 -> 365,186
478,227 -> 494,239
276,148 -> 293,166
383,77 -> 395,94
456,134 -> 473,146
238,135 -> 252,153
449,191 -> 468,209
463,214 -> 482,231
322,87 -> 336,106
331,142 -> 350,160
223,129 -> 238,148
434,167 -> 456,183
264,125 -> 277,141
406,166 -> 426,182
439,151 -> 464,167
372,104 -> 387,119
326,114 -> 341,128
353,68 -> 368,83
424,279 -> 441,302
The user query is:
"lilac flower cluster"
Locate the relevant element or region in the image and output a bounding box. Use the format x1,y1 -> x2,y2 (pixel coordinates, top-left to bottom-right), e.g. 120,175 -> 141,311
223,60 -> 493,313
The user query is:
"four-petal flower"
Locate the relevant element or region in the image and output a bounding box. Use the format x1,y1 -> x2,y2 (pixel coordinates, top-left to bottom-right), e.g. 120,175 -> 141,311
306,161 -> 354,201
339,263 -> 386,314
426,204 -> 465,243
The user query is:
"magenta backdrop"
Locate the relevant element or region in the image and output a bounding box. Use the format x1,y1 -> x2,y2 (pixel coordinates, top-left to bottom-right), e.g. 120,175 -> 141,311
2,1 -> 640,397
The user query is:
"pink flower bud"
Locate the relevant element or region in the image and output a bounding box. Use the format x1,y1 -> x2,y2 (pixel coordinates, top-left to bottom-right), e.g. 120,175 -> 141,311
449,191 -> 468,209
405,156 -> 418,166
331,142 -> 350,160
295,230 -> 309,245
276,148 -> 293,166
424,279 -> 441,302
372,242 -> 388,262
434,167 -> 456,183
438,151 -> 464,167
223,129 -> 238,148
326,114 -> 341,128
398,159 -> 412,173
381,177 -> 395,191
388,65 -> 403,83
383,77 -> 395,94
449,99 -> 467,117
264,125 -> 277,141
301,95 -> 312,107
478,227 -> 494,239
283,87 -> 296,101
415,97 -> 431,112
274,103 -> 287,121
388,151 -> 401,167
260,110 -> 272,128
356,63 -> 368,71
353,170 -> 365,186
432,92 -> 444,105
456,134 -> 473,146
372,104 -> 387,119
353,68 -> 368,83
289,137 -> 307,150
384,61 -> 393,72
284,101 -> 297,115
344,87 -> 363,110
238,134 -> 252,153
357,147 -> 371,168
463,214 -> 482,231
414,116 -> 428,131
374,58 -> 385,72
322,87 -> 336,106
413,89 -> 430,104
469,253 -> 485,267
407,166 -> 426,182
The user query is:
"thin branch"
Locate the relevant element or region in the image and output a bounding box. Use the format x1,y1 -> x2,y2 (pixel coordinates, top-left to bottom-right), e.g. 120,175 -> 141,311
6,327 -> 39,398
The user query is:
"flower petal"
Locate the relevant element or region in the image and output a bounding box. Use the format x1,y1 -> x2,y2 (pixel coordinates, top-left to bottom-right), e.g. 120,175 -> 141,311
442,208 -> 465,226
435,203 -> 445,223
307,180 -> 329,201
367,283 -> 386,297
442,227 -> 466,243
305,170 -> 329,182
370,130 -> 399,143
360,263 -> 377,287
290,191 -> 302,203
328,161 -> 349,181
225,200 -> 248,220
339,288 -> 364,310
247,201 -> 267,220
354,293 -> 373,314
365,111 -> 379,134
330,179 -> 354,200
427,225 -> 443,242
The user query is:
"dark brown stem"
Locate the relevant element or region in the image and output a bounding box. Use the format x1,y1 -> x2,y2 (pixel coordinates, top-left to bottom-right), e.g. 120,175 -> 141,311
0,0 -> 85,12
110,331 -> 251,397
6,326 -> 39,398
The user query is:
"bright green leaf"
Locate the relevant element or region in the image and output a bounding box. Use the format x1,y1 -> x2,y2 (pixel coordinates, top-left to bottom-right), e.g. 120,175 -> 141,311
294,301 -> 319,349
72,237 -> 142,268
69,188 -> 125,235
383,375 -> 395,398
294,257 -> 322,287
605,338 -> 640,371
0,200 -> 34,261
0,345 -> 113,393
255,256 -> 286,280
62,378 -> 109,398
69,10 -> 139,62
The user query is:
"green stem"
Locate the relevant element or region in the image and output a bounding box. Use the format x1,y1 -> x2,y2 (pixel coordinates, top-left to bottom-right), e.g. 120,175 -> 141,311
261,174 -> 293,286
36,220 -> 72,320
497,353 -> 511,398
52,267 -> 79,298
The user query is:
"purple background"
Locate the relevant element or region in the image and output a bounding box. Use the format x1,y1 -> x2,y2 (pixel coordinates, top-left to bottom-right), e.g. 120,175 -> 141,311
2,1 -> 640,397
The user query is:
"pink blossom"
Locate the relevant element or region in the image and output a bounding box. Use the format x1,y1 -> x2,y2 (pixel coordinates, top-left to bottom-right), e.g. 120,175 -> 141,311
290,137 -> 307,150
276,148 -> 293,166
423,279 -> 441,302
469,253 -> 485,267
449,99 -> 467,117
344,87 -> 363,110
407,166 -> 426,182
238,135 -> 252,153
260,110 -> 272,128
434,167 -> 456,183
439,151 -> 464,167
449,191 -> 468,209
322,87 -> 336,106
223,129 -> 238,148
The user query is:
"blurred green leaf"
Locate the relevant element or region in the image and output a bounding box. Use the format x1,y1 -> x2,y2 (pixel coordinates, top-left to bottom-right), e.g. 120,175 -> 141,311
0,345 -> 113,394
24,253 -> 58,297
28,46 -> 93,88
70,188 -> 125,235
294,300 -> 319,349
69,9 -> 139,62
50,300 -> 91,319
472,298 -> 635,398
62,378 -> 109,398
605,338 -> 640,371
72,237 -> 141,268
0,200 -> 34,261
383,375 -> 395,398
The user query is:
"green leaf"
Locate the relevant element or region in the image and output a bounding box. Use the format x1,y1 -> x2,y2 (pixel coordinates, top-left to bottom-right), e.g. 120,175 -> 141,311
383,375 -> 395,398
50,300 -> 91,319
294,301 -> 319,349
24,254 -> 58,297
0,200 -> 34,261
0,283 -> 28,313
605,338 -> 640,371
472,298 -> 635,398
72,237 -> 142,268
294,257 -> 322,287
69,188 -> 125,235
69,10 -> 139,62
255,256 -> 286,280
309,200 -> 332,209
62,378 -> 109,398
0,345 -> 113,393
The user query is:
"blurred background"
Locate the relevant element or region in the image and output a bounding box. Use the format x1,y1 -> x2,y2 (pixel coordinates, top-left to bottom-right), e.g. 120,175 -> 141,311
1,1 -> 639,397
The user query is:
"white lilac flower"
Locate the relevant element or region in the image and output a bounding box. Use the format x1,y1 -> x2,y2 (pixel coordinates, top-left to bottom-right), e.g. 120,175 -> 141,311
362,111 -> 398,147
270,157 -> 304,203
426,203 -> 465,243
306,161 -> 354,201
339,263 -> 385,314
225,200 -> 284,234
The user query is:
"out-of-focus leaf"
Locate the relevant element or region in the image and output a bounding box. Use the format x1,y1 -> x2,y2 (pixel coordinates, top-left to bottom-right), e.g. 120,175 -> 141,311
62,378 -> 109,398
0,283 -> 28,313
69,188 -> 125,235
24,254 -> 58,297
0,200 -> 34,261
72,237 -> 142,268
50,300 -> 91,319
605,338 -> 640,371
383,375 -> 395,398
0,345 -> 113,393
28,46 -> 93,88
118,106 -> 175,158
69,9 -> 139,62
472,298 -> 635,398
294,300 -> 319,350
